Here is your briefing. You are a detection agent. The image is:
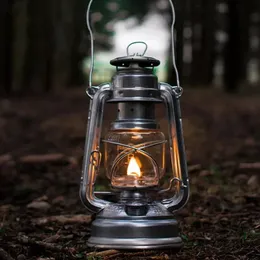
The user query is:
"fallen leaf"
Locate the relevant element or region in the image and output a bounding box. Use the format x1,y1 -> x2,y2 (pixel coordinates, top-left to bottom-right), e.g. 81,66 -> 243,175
20,154 -> 66,164
0,154 -> 12,165
247,175 -> 259,189
27,201 -> 51,212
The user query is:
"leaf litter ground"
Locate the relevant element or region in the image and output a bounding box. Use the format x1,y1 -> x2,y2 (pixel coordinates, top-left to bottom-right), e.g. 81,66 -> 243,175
0,89 -> 259,260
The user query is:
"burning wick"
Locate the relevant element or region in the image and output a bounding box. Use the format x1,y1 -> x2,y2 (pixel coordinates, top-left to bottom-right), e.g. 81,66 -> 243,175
127,156 -> 141,177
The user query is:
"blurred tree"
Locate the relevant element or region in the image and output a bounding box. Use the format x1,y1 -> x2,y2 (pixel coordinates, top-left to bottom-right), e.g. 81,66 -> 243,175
254,1 -> 260,83
237,0 -> 251,84
191,0 -> 216,86
190,0 -> 203,85
223,0 -> 252,92
23,0 -> 53,92
0,0 -> 13,95
22,0 -> 86,92
0,0 -> 259,94
70,0 -> 86,86
12,0 -> 29,93
201,0 -> 217,86
51,0 -> 83,91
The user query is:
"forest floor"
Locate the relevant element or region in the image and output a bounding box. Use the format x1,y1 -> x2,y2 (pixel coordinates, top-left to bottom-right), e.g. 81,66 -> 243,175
0,89 -> 259,260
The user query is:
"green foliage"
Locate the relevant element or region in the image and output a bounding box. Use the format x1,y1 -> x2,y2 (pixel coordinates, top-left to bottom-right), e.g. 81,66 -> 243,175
241,231 -> 248,241
75,253 -> 84,258
90,0 -> 152,48
181,233 -> 189,242
0,227 -> 5,235
241,230 -> 260,242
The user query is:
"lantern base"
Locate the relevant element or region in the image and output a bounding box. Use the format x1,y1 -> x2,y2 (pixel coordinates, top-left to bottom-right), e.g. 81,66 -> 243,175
87,202 -> 182,250
87,237 -> 182,250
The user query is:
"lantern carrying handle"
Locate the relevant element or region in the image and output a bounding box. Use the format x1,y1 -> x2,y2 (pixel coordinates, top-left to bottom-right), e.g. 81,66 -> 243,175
126,41 -> 148,57
86,0 -> 181,97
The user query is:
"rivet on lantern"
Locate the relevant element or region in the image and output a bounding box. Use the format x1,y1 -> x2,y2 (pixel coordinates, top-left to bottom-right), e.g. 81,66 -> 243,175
80,0 -> 189,250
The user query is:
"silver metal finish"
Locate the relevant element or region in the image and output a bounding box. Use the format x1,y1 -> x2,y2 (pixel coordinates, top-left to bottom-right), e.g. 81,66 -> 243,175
88,238 -> 182,250
159,83 -> 189,212
80,83 -> 189,246
81,84 -> 189,248
109,68 -> 161,102
112,102 -> 159,130
158,177 -> 187,195
86,0 -> 181,98
80,83 -> 112,213
87,200 -> 182,250
81,0 -> 189,250
109,67 -> 160,130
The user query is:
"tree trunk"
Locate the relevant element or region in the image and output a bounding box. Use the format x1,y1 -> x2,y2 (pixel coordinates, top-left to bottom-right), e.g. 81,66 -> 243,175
190,0 -> 203,85
0,0 -> 13,95
223,0 -> 244,92
200,0 -> 217,85
69,0 -> 86,87
189,0 -> 217,87
237,0 -> 251,84
12,0 -> 29,93
256,1 -> 260,86
247,0 -> 258,86
52,0 -> 75,91
23,0 -> 53,93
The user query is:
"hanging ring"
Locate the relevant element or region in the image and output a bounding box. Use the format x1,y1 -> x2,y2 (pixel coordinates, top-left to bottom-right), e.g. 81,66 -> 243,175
126,41 -> 148,56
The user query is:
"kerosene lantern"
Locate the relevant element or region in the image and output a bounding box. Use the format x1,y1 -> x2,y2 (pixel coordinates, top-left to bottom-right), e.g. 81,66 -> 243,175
80,0 -> 189,249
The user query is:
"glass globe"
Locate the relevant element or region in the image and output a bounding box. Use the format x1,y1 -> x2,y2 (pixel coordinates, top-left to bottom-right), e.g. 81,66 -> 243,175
104,129 -> 166,189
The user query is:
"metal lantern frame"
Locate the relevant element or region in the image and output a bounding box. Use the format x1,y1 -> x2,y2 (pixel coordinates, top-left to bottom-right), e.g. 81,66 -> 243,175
80,0 -> 190,249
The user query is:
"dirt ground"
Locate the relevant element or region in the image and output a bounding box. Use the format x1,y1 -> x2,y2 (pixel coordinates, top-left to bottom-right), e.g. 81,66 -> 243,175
0,89 -> 259,260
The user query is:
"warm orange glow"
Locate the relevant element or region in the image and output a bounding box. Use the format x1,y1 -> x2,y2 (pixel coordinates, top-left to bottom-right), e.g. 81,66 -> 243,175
127,156 -> 141,177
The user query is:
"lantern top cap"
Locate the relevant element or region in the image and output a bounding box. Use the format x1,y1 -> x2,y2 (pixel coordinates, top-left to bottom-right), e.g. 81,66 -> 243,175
110,56 -> 160,68
110,41 -> 160,68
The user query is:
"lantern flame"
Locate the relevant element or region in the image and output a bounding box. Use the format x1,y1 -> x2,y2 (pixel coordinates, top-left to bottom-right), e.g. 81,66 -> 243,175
127,156 -> 141,177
